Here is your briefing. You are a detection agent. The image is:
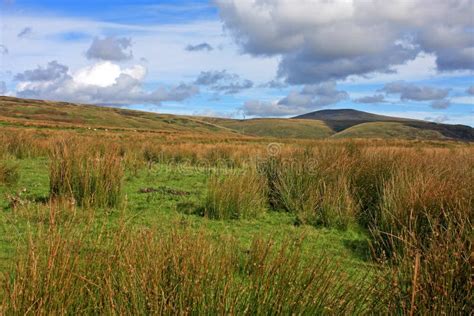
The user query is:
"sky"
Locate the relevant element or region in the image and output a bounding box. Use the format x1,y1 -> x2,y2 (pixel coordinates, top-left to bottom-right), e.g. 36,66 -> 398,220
0,0 -> 473,126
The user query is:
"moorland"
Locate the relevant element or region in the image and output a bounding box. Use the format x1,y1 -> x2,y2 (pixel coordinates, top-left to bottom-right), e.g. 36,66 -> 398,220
0,96 -> 472,314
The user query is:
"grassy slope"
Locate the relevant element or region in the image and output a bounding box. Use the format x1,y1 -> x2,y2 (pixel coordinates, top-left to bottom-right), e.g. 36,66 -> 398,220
202,117 -> 334,139
293,109 -> 412,132
295,109 -> 473,141
0,96 -> 235,135
2,96 -> 470,141
332,122 -> 448,140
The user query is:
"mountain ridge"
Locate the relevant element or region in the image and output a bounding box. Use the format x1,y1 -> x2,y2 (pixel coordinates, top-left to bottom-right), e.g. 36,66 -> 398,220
292,108 -> 473,141
0,96 -> 472,141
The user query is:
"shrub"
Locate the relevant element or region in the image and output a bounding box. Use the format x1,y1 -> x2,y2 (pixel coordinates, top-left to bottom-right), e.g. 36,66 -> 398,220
204,171 -> 267,220
49,140 -> 124,208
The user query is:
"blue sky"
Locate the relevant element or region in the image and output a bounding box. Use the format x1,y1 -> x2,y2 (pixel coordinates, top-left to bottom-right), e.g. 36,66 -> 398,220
1,0 -> 473,125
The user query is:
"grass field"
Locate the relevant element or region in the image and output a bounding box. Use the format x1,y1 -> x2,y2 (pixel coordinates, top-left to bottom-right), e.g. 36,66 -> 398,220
332,122 -> 448,140
201,117 -> 334,139
0,98 -> 472,314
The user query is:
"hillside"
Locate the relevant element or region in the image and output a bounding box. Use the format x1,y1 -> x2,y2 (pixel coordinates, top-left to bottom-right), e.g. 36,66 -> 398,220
294,109 -> 473,141
294,109 -> 415,132
332,122 -> 447,140
0,96 -> 472,141
201,117 -> 334,139
0,96 -> 236,136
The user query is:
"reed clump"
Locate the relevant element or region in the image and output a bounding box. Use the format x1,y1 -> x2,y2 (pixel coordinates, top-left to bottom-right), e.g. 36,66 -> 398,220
1,220 -> 384,314
204,171 -> 267,220
370,150 -> 473,314
259,150 -> 355,229
49,139 -> 124,208
0,155 -> 20,186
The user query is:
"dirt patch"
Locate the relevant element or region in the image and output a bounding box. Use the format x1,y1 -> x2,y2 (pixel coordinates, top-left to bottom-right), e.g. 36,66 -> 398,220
139,186 -> 191,196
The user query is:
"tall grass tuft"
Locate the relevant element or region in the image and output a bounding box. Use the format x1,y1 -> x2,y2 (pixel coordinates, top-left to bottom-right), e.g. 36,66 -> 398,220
0,155 -> 20,186
349,150 -> 399,228
49,139 -> 124,208
204,171 -> 267,220
371,152 -> 473,314
259,152 -> 354,229
1,219 -> 385,314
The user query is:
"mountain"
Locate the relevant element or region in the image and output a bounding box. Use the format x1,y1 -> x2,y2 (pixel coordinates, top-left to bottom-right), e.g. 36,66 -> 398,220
293,109 -> 474,141
293,109 -> 414,132
0,96 -> 472,141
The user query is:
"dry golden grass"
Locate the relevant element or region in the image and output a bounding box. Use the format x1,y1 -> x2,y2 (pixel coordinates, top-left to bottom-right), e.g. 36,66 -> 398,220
0,123 -> 472,313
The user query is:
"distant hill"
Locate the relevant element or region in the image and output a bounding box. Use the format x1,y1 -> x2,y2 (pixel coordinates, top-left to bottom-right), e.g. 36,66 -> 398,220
294,109 -> 473,141
201,117 -> 333,139
0,97 -> 472,141
293,109 -> 414,132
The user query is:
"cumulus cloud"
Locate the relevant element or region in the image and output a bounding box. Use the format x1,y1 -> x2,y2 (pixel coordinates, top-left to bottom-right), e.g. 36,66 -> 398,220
0,44 -> 8,55
15,60 -> 198,106
86,36 -> 133,61
0,81 -> 7,94
195,70 -> 229,85
17,27 -> 32,38
381,81 -> 449,101
243,81 -> 348,116
14,61 -> 69,82
467,86 -> 474,95
279,81 -> 348,108
216,0 -> 474,84
185,42 -> 213,52
379,81 -> 453,109
354,94 -> 386,104
242,100 -> 301,116
430,99 -> 451,109
194,70 -> 253,94
260,79 -> 288,89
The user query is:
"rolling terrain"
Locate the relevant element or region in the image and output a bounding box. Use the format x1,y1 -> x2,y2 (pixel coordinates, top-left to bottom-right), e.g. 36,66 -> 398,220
0,96 -> 236,136
200,117 -> 334,139
294,109 -> 474,141
0,96 -> 472,141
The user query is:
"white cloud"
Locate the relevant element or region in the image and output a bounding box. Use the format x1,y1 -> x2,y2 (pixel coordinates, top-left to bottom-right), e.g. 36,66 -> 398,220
216,0 -> 474,84
1,13 -> 279,85
194,70 -> 253,94
381,81 -> 449,101
86,36 -> 133,61
73,62 -> 146,87
15,60 -> 198,105
242,81 -> 348,116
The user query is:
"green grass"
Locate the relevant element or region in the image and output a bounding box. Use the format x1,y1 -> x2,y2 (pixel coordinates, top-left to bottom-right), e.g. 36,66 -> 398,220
2,96 -> 472,141
202,117 -> 334,139
332,122 -> 447,140
0,98 -> 471,313
0,157 -> 372,275
0,96 -> 237,135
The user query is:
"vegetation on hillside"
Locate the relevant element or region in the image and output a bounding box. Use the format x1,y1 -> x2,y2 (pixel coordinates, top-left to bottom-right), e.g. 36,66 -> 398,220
1,96 -> 472,141
0,122 -> 471,314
